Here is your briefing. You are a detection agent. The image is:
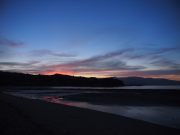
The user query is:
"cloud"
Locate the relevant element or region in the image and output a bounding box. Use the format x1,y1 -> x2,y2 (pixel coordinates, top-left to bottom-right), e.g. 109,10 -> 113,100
34,48 -> 145,74
6,47 -> 178,73
0,61 -> 38,66
0,48 -> 143,75
24,48 -> 141,74
141,69 -> 180,75
150,58 -> 180,69
1,47 -> 180,80
0,61 -> 40,71
147,47 -> 180,56
34,47 -> 179,80
30,49 -> 77,57
0,37 -> 24,58
123,46 -> 180,60
0,38 -> 24,47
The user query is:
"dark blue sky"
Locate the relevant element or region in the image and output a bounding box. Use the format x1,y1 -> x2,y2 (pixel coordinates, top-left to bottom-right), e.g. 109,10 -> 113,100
0,0 -> 180,80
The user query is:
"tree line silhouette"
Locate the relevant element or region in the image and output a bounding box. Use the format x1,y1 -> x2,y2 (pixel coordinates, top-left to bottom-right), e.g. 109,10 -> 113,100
0,71 -> 124,87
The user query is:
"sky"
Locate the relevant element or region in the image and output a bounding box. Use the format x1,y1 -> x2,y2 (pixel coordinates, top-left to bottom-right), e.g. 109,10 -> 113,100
0,0 -> 180,80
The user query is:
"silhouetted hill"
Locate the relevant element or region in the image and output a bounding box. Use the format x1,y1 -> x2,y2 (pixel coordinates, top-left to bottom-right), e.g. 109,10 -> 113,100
0,71 -> 124,87
118,77 -> 180,86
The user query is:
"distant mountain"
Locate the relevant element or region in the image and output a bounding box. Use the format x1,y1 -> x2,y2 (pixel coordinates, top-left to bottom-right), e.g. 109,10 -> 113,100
0,71 -> 124,87
118,77 -> 180,86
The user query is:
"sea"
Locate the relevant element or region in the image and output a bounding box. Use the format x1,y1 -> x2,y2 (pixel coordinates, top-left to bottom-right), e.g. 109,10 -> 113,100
4,85 -> 180,129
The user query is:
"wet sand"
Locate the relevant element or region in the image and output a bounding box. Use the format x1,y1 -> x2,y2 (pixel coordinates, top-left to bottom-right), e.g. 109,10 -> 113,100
0,93 -> 180,135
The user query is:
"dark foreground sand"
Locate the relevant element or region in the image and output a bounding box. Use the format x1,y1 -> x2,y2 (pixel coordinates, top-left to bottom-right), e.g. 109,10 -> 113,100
0,93 -> 180,135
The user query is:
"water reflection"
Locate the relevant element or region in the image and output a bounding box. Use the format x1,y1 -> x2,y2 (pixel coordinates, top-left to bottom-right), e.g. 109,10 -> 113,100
42,96 -> 180,129
43,96 -> 89,106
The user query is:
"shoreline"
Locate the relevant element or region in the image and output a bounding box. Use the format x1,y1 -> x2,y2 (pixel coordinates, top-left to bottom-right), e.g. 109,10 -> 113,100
0,93 -> 180,135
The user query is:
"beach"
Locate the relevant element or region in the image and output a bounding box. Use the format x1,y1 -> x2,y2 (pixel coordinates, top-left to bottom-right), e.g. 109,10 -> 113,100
0,93 -> 180,135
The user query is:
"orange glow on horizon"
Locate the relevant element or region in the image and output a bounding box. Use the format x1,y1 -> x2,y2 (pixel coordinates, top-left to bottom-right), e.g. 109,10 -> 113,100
41,71 -> 75,76
40,71 -> 112,78
39,70 -> 180,81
